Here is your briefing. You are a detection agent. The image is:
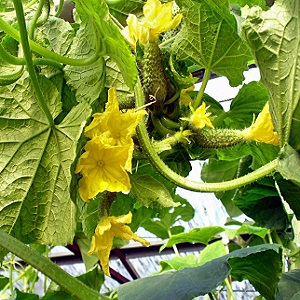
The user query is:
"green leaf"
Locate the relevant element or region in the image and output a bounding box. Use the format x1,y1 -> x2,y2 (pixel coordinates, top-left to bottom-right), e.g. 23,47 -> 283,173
39,17 -> 75,56
76,236 -> 99,271
201,158 -> 242,216
235,224 -> 269,239
276,270 -> 300,300
242,0 -> 300,147
222,81 -> 268,128
173,0 -> 251,86
229,247 -> 282,299
234,178 -> 290,230
64,18 -> 105,104
197,240 -> 227,266
141,195 -> 194,239
73,0 -> 138,89
158,254 -> 198,273
130,174 -> 180,209
117,244 -> 282,300
43,266 -> 103,300
0,275 -> 9,289
0,73 -> 91,245
160,226 -> 224,251
278,144 -> 300,187
276,177 -> 300,220
82,197 -> 101,238
13,289 -> 39,300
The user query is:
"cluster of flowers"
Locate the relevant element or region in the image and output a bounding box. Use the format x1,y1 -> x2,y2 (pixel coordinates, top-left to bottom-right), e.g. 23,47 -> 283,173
75,88 -> 148,276
183,90 -> 279,146
122,0 -> 182,48
75,87 -> 145,202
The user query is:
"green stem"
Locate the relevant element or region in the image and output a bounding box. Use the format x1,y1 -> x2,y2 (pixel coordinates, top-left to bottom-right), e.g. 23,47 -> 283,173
0,16 -> 101,66
13,0 -> 54,127
0,230 -> 107,300
135,79 -> 279,192
225,278 -> 235,300
0,44 -> 63,69
167,230 -> 180,256
28,0 -> 45,39
55,0 -> 65,17
9,254 -> 15,294
193,69 -> 210,109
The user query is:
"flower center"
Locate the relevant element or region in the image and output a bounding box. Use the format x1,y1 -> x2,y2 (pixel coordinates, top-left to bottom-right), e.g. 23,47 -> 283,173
97,160 -> 105,167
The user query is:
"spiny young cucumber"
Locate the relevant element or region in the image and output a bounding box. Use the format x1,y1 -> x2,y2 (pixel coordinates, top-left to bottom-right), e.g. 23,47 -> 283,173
190,126 -> 244,149
142,41 -> 169,104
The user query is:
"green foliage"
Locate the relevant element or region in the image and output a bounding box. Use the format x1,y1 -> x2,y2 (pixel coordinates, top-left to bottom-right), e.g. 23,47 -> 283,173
160,226 -> 224,251
0,73 -> 91,245
0,0 -> 300,298
173,0 -> 251,86
242,0 -> 300,148
276,270 -> 300,300
117,244 -> 282,300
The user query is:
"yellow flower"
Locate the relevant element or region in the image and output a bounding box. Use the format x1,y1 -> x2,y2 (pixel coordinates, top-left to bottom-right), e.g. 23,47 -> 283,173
121,14 -> 149,49
84,87 -> 145,146
242,102 -> 279,146
88,212 -> 150,276
180,85 -> 194,106
142,0 -> 183,42
123,0 -> 182,47
190,102 -> 214,129
75,137 -> 132,202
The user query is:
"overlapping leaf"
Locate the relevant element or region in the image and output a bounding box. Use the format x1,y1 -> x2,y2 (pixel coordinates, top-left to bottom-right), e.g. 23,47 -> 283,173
0,73 -> 91,245
73,0 -> 138,89
172,0 -> 251,86
117,244 -> 282,300
63,18 -> 105,104
242,0 -> 300,148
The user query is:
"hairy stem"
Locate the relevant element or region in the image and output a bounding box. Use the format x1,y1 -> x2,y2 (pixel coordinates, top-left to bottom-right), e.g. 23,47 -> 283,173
13,0 -> 54,126
0,230 -> 107,300
194,69 -> 211,109
0,16 -> 101,66
135,78 -> 279,192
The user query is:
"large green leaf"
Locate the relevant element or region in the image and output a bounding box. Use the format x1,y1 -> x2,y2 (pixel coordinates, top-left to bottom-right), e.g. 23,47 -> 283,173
278,144 -> 300,187
130,174 -> 180,209
73,0 -> 138,89
234,178 -> 290,230
141,195 -> 194,240
202,158 -> 242,216
0,73 -> 91,245
276,270 -> 300,300
220,81 -> 268,129
117,244 -> 282,300
173,0 -> 251,86
242,0 -> 300,148
63,18 -> 105,104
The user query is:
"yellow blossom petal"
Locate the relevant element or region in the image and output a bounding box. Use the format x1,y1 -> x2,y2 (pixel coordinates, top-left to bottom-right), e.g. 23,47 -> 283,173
84,87 -> 146,146
190,102 -> 214,129
180,85 -> 194,106
142,0 -> 183,41
122,14 -> 149,49
88,212 -> 150,276
123,0 -> 182,45
242,102 -> 279,146
75,137 -> 132,202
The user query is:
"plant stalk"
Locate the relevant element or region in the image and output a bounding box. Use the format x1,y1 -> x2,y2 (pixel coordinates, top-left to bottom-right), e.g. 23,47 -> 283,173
135,78 -> 279,192
0,16 -> 101,66
13,0 -> 54,127
0,230 -> 108,300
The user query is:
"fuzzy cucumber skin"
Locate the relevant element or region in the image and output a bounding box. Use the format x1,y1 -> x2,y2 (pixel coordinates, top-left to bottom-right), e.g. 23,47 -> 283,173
190,126 -> 244,149
142,41 -> 169,104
